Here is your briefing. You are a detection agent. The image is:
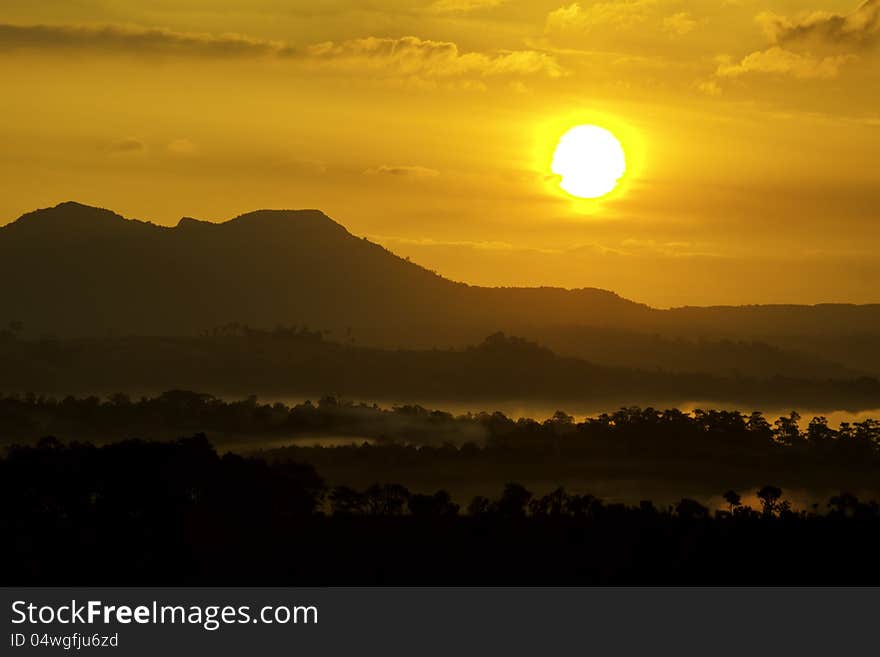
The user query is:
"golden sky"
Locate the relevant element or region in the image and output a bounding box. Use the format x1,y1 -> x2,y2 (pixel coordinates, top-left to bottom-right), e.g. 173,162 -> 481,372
1,0 -> 878,306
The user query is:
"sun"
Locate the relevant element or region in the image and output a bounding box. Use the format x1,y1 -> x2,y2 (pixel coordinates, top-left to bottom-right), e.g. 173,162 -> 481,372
551,125 -> 627,199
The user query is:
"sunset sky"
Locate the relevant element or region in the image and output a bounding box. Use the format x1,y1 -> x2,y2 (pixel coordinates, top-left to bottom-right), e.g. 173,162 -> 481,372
1,0 -> 878,307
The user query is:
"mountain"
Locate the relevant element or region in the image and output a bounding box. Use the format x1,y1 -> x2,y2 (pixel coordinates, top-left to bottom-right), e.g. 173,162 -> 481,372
0,201 -> 650,340
1,201 -> 879,376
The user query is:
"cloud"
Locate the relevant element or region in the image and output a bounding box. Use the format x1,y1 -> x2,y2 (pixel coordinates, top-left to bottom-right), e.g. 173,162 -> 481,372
546,1 -> 659,33
713,2 -> 876,85
617,238 -> 722,258
368,235 -> 525,251
696,79 -> 722,96
285,159 -> 328,175
663,12 -> 697,36
716,46 -> 856,79
0,22 -> 294,57
106,137 -> 145,154
304,36 -> 564,77
166,138 -> 199,157
364,165 -> 441,178
429,0 -> 508,13
757,0 -> 880,49
0,23 -> 563,78
371,235 -> 718,258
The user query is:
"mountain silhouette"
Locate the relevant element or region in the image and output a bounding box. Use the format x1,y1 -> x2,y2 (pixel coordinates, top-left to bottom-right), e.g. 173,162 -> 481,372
2,202 -> 879,375
0,201 -> 650,340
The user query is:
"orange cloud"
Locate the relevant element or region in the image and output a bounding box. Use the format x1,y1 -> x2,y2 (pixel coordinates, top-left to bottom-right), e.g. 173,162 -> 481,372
0,24 -> 563,78
364,165 -> 441,178
758,0 -> 880,49
716,46 -> 856,79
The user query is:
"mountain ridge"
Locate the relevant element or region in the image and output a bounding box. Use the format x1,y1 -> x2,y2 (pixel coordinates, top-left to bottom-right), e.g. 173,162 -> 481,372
2,201 -> 879,376
7,201 -> 877,311
0,201 -> 645,336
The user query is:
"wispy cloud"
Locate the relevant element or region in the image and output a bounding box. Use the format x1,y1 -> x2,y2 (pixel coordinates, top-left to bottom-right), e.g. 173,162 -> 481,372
0,24 -> 563,78
716,46 -> 856,79
428,0 -> 508,13
105,137 -> 145,154
364,165 -> 441,178
713,1 -> 876,83
304,36 -> 564,77
758,0 -> 880,49
546,1 -> 660,33
166,138 -> 199,157
370,235 -> 720,258
0,23 -> 293,57
696,79 -> 722,96
663,12 -> 697,37
367,234 -> 527,251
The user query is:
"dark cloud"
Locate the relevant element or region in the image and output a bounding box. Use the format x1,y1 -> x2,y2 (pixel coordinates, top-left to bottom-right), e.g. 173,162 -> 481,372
719,1 -> 879,82
759,0 -> 880,49
0,24 -> 562,77
0,23 -> 295,57
106,138 -> 145,154
364,165 -> 440,178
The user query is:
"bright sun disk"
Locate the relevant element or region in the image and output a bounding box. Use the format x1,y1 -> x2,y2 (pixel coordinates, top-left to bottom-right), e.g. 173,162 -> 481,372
551,125 -> 627,199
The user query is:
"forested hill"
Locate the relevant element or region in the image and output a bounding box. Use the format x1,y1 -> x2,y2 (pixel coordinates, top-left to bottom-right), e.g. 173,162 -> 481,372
2,201 -> 879,375
1,330 -> 878,410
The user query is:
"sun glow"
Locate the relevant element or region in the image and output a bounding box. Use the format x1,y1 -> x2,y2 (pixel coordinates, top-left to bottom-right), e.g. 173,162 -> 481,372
551,125 -> 627,199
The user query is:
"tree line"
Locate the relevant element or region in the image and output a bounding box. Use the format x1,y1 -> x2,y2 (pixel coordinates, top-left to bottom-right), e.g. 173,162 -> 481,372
3,436 -> 880,585
1,390 -> 878,454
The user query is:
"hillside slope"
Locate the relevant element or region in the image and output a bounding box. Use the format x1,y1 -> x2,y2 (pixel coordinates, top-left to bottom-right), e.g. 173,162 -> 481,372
2,201 -> 878,376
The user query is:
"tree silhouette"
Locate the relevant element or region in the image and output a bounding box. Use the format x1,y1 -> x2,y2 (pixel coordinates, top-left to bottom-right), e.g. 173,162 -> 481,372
529,487 -> 569,517
467,496 -> 492,517
409,490 -> 459,518
5,436 -> 880,585
828,492 -> 860,518
773,412 -> 801,446
496,483 -> 532,519
756,485 -> 789,517
723,490 -> 742,513
675,498 -> 709,520
364,483 -> 410,516
329,485 -> 367,515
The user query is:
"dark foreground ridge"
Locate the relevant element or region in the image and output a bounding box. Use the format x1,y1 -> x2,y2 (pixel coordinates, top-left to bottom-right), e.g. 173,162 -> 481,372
3,436 -> 879,585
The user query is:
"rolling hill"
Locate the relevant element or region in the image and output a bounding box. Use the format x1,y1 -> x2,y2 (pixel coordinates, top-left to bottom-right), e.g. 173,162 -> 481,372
2,201 -> 878,376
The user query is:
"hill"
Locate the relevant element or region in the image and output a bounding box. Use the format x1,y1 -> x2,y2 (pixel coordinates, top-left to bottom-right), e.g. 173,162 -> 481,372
1,330 -> 878,412
1,201 -> 878,376
0,201 -> 647,340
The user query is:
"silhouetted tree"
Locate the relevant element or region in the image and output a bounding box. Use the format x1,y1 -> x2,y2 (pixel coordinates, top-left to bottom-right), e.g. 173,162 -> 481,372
529,487 -> 569,517
675,498 -> 709,520
756,485 -> 789,517
364,483 -> 410,516
329,485 -> 367,515
495,483 -> 532,519
773,412 -> 801,446
467,496 -> 492,517
723,490 -> 742,513
807,416 -> 835,445
408,490 -> 459,518
567,493 -> 602,519
828,492 -> 860,518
